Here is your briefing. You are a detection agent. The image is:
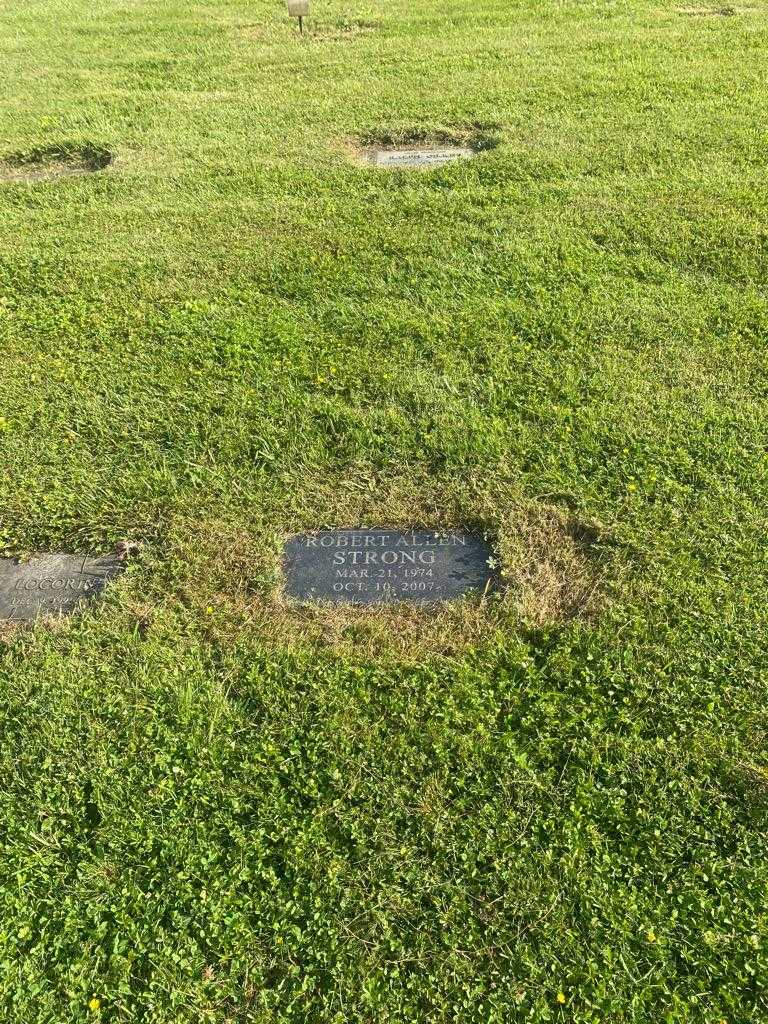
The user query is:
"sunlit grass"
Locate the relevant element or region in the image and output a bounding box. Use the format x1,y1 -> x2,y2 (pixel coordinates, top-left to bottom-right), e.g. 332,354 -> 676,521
0,0 -> 767,1020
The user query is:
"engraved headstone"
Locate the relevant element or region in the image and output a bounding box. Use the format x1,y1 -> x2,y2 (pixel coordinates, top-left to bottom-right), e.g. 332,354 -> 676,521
370,147 -> 474,169
0,553 -> 123,623
283,529 -> 497,606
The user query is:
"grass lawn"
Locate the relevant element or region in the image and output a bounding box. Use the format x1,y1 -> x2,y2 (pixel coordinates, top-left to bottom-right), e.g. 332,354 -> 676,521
1,0 -> 767,1019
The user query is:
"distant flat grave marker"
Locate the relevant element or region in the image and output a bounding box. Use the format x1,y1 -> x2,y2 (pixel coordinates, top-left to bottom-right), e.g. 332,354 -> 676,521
283,529 -> 497,606
368,146 -> 474,169
0,553 -> 123,623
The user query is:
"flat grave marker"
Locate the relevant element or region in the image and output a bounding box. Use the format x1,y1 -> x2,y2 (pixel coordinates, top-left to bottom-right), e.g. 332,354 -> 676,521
283,529 -> 497,606
0,553 -> 124,623
368,147 -> 474,169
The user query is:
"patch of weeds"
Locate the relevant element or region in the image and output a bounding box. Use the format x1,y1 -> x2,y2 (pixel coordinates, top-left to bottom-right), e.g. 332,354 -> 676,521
0,143 -> 113,183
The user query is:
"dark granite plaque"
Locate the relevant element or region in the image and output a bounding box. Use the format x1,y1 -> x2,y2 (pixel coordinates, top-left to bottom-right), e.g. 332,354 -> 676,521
0,553 -> 123,623
283,529 -> 497,605
370,147 -> 473,169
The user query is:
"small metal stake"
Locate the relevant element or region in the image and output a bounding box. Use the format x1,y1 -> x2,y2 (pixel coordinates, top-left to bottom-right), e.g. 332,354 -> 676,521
299,14 -> 303,33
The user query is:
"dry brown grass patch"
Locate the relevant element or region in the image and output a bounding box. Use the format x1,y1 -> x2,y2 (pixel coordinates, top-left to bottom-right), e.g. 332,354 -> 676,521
237,17 -> 379,43
497,506 -> 604,627
676,5 -> 738,14
169,475 -> 614,659
307,18 -> 381,40
238,23 -> 271,41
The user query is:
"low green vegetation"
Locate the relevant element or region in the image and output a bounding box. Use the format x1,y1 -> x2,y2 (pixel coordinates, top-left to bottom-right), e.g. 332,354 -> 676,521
0,0 -> 766,1019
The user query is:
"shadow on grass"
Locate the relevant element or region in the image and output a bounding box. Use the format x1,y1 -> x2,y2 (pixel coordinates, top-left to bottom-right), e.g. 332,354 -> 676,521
0,142 -> 113,183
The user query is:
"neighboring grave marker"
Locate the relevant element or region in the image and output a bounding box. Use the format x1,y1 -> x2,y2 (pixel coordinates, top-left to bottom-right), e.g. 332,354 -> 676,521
0,553 -> 124,622
283,529 -> 497,606
369,147 -> 474,169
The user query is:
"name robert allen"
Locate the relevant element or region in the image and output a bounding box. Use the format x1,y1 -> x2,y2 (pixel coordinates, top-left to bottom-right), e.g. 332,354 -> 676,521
304,532 -> 467,549
302,532 -> 468,567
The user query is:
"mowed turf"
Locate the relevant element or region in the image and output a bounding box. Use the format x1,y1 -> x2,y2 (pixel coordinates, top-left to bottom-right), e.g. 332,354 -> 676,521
1,0 -> 767,1020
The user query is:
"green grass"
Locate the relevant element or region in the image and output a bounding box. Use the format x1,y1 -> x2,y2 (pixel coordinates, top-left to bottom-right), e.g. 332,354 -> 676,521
1,0 -> 767,1019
